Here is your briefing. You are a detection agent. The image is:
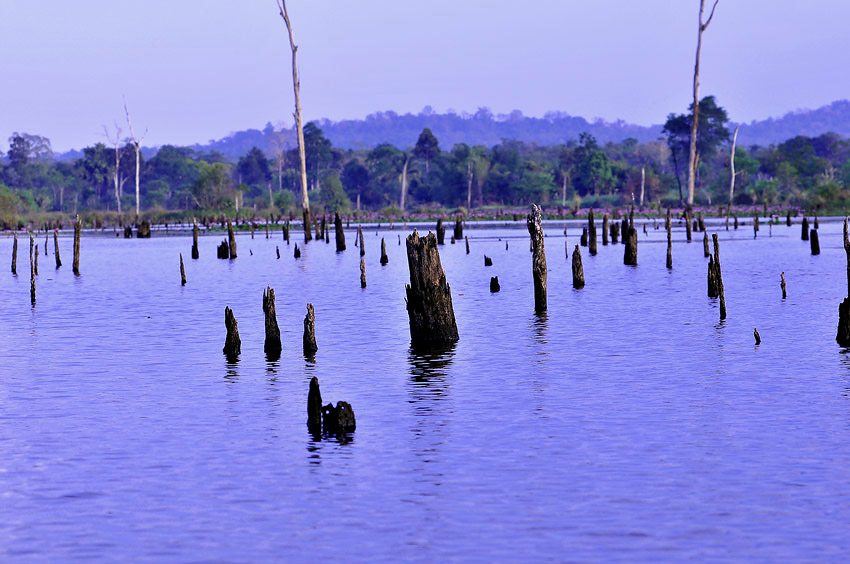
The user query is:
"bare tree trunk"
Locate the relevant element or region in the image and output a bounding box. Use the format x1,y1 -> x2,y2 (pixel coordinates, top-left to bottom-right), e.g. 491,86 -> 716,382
400,154 -> 409,211
527,204 -> 548,313
276,0 -> 311,241
727,124 -> 739,214
639,167 -> 645,209
466,160 -> 473,211
561,173 -> 567,208
124,100 -> 146,218
687,0 -> 719,206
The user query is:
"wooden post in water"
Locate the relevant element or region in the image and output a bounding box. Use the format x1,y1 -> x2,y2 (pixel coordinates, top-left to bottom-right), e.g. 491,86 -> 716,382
484,255 -> 493,266
588,209 -> 597,256
436,218 -> 445,245
303,303 -> 318,357
179,253 -> 186,286
307,376 -> 323,434
733,215 -> 738,230
380,238 -> 388,265
227,219 -> 237,259
266,216 -> 270,239
580,227 -> 588,247
320,216 -> 326,242
11,233 -> 17,275
334,213 -> 346,252
53,230 -> 61,268
29,234 -> 35,305
527,204 -> 548,313
454,214 -> 463,240
358,226 -> 365,257
73,215 -> 81,276
611,221 -> 619,244
810,229 -> 820,255
360,257 -> 367,288
284,220 -> 290,244
217,241 -> 229,259
801,217 -> 809,240
754,328 -> 761,345
223,306 -> 241,359
262,287 -> 282,359
572,244 -> 585,289
707,254 -> 718,298
780,272 -> 787,299
404,231 -> 459,347
713,233 -> 726,320
33,236 -> 38,276
666,211 -> 673,270
276,246 -> 280,259
698,212 -> 706,232
786,211 -> 792,226
703,232 -> 710,257
814,214 -> 819,229
465,236 -> 470,255
753,215 -> 759,238
685,209 -> 693,242
250,221 -> 255,239
191,217 -> 200,259
620,217 -> 628,245
602,214 -> 609,245
294,243 -> 301,258
837,219 -> 850,345
624,206 -> 637,266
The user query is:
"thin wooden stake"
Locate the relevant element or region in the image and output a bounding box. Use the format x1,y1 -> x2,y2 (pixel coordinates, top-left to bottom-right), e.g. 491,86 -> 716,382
180,253 -> 186,286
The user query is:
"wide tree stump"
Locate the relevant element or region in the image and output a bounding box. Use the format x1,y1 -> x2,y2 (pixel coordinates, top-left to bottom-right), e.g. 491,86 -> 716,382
588,209 -> 597,256
322,401 -> 356,434
404,231 -> 459,348
490,276 -> 500,293
223,306 -> 241,359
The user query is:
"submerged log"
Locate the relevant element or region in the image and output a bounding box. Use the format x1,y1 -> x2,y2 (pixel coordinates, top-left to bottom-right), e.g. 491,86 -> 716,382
322,401 -> 356,434
490,276 -> 500,293
303,303 -> 318,356
572,244 -> 585,289
180,253 -> 186,286
602,214 -> 609,245
223,306 -> 241,359
262,286 -> 282,359
334,212 -> 345,251
588,209 -> 597,256
73,215 -> 81,276
192,217 -> 200,259
527,204 -> 548,313
217,240 -> 229,259
53,230 -> 61,268
11,232 -> 16,275
360,257 -> 367,288
227,220 -> 237,259
811,229 -> 820,255
380,238 -> 389,265
404,231 -> 459,348
436,218 -> 445,245
454,215 -> 463,240
801,217 -> 809,240
781,271 -> 787,299
307,376 -> 322,434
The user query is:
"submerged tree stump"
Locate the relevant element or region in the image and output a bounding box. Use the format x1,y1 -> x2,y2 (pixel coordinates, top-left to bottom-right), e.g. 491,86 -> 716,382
698,212 -> 706,232
322,401 -> 356,434
303,209 -> 312,243
685,209 -> 693,242
179,253 -> 186,286
276,246 -> 280,259
781,271 -> 787,299
404,231 -> 459,348
623,207 -> 637,266
334,212 -> 345,252
484,255 -> 493,266
814,214 -> 819,229
137,220 -> 151,238
436,218 -> 445,245
380,238 -> 389,265
666,214 -> 673,270
284,220 -> 290,244
611,221 -> 620,244
572,244 -> 585,289
838,220 -> 850,346
223,306 -> 241,359
29,234 -> 35,305
713,234 -> 726,320
802,217 -> 809,240
217,240 -> 229,259
465,236 -> 470,255
810,229 -> 820,255
602,213 -> 609,246
53,230 -> 61,268
307,376 -> 323,434
786,211 -> 792,226
303,303 -> 318,357
490,276 -> 500,293
11,233 -> 17,275
123,226 -> 133,238
360,257 -> 367,288
754,328 -> 761,345
580,227 -> 588,247
620,217 -> 628,245
263,286 -> 282,359
294,243 -> 301,259
72,215 -> 81,276
734,215 -> 738,230
358,226 -> 365,257
588,209 -> 597,255
527,204 -> 548,313
753,215 -> 759,238
703,232 -> 710,258
192,218 -> 200,259
227,220 -> 237,259
454,215 -> 463,240
707,255 -> 719,298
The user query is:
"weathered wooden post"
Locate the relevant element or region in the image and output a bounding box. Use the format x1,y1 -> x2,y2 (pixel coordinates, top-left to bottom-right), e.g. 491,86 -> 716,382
227,219 -> 237,259
436,218 -> 445,245
624,206 -> 637,266
73,215 -> 81,276
837,219 -> 850,346
307,376 -> 322,434
454,214 -> 463,240
780,272 -> 787,299
801,217 -> 809,240
753,215 -> 759,238
713,233 -> 726,320
11,233 -> 17,275
284,220 -> 290,243
611,221 -> 619,244
250,221 -> 255,239
320,215 -> 326,242
29,234 -> 35,305
360,257 -> 367,288
266,216 -> 270,239
588,209 -> 597,256
358,226 -> 365,257
180,253 -> 186,286
465,236 -> 470,255
380,238 -> 388,265
263,286 -> 282,359
276,246 -> 280,259
223,306 -> 241,359
217,241 -> 229,259
810,229 -> 820,255
814,214 -> 819,229
303,303 -> 318,357
192,217 -> 200,259
572,244 -> 585,289
703,232 -> 710,257
666,212 -> 673,270
685,209 -> 693,242
404,231 -> 459,347
490,276 -> 500,293
697,212 -> 706,232
786,211 -> 792,226
322,400 -> 356,435
733,215 -> 738,230
53,230 -> 61,268
602,213 -> 609,245
527,204 -> 548,313
620,217 -> 628,245
707,255 -> 718,298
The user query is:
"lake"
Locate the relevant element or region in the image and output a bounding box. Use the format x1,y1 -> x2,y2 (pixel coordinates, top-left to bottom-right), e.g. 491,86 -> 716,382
1,216 -> 849,562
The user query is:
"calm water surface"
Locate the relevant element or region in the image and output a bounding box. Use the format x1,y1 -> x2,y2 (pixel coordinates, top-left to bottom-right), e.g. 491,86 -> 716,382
1,218 -> 849,562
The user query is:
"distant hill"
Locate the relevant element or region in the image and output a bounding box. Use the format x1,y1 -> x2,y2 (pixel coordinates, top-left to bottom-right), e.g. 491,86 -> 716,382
57,100 -> 850,161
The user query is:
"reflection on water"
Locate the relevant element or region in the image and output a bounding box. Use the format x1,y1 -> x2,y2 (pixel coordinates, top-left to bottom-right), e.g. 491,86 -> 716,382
408,345 -> 456,404
531,311 -> 548,345
224,359 -> 239,381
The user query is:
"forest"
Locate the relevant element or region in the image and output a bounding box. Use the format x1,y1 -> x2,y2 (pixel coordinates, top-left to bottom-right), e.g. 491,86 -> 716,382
2,96 -> 850,228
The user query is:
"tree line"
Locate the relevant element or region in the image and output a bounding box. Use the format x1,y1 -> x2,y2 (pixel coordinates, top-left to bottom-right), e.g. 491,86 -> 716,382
2,96 -> 850,228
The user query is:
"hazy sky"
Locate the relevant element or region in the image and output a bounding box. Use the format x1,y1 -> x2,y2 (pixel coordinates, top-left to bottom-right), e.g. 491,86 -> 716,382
1,0 -> 848,151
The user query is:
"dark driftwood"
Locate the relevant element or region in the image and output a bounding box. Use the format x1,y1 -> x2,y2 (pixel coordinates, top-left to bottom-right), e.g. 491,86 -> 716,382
334,213 -> 345,252
436,218 -> 445,245
192,218 -> 200,259
307,377 -> 322,434
602,214 -> 609,245
454,215 -> 463,240
527,204 -> 548,313
703,233 -> 710,257
227,220 -> 237,259
380,238 -> 389,265
303,208 -> 312,242
484,255 -> 493,266
303,303 -> 318,356
180,253 -> 186,286
781,272 -> 787,299
404,231 -> 459,348
73,215 -> 81,276
223,306 -> 241,359
360,257 -> 367,288
810,229 -> 820,255
263,286 -> 282,359
11,233 -> 16,274
294,243 -> 301,258
490,276 -> 500,293
217,240 -> 229,259
322,401 -> 356,434
801,217 -> 809,240
838,219 -> 850,346
572,244 -> 585,289
713,234 -> 726,320
588,209 -> 597,256
53,230 -> 61,268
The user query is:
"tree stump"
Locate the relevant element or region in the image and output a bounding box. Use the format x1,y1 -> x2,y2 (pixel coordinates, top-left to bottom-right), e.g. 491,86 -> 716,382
454,215 -> 463,240
358,226 -> 365,256
666,216 -> 673,270
786,211 -> 792,226
250,222 -> 255,239
307,376 -> 322,434
620,217 -> 628,245
11,233 -> 16,275
276,246 -> 280,259
334,213 -> 345,252
72,215 -> 81,276
484,255 -> 493,266
685,209 -> 693,242
360,257 -> 367,288
580,227 -> 588,247
490,276 -> 500,293
137,219 -> 151,238
436,218 -> 445,245
527,204 -> 548,313
303,208 -> 312,242
801,217 -> 809,240
179,253 -> 186,286
192,217 -> 200,259
703,233 -> 710,258
53,230 -> 61,268
263,286 -> 282,360
811,229 -> 820,255
322,401 -> 356,434
227,220 -> 237,259
320,215 -> 326,241
465,236 -> 470,255
707,255 -> 718,298
223,306 -> 241,359
294,243 -> 301,259
814,214 -> 819,229
754,328 -> 761,345
781,272 -> 787,299
284,220 -> 290,243
303,303 -> 318,357
217,240 -> 229,259
753,215 -> 759,238
698,212 -> 706,232
380,238 -> 389,265
611,221 -> 620,244
29,234 -> 35,306
602,214 -> 609,245
572,244 -> 585,289
123,226 -> 133,238
404,231 -> 459,348
734,215 -> 738,230
713,234 -> 726,320
623,207 -> 637,266
588,209 -> 597,255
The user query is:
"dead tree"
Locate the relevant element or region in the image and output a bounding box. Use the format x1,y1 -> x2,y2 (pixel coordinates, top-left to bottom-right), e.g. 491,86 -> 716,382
727,125 -> 739,218
303,303 -> 318,356
687,0 -> 719,206
104,124 -> 125,216
73,215 -> 81,276
263,286 -> 282,359
334,212 -> 345,251
276,0 -> 311,241
123,98 -> 147,219
53,230 -> 61,268
572,244 -> 585,289
527,204 -> 548,313
404,231 -> 459,348
192,218 -> 200,259
223,306 -> 241,359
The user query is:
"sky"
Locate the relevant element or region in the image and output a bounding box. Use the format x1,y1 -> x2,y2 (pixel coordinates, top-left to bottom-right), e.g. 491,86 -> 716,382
1,0 -> 848,152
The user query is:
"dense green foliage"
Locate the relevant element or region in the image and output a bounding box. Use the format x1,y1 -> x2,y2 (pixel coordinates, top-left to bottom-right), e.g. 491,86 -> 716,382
2,97 -> 850,224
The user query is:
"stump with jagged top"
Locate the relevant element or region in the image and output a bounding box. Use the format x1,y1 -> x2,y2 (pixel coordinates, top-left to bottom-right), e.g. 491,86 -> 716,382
405,231 -> 459,348
588,209 -> 597,256
436,218 -> 445,245
335,212 -> 345,252
380,238 -> 388,265
624,206 -> 637,266
192,218 -> 200,259
72,215 -> 81,276
303,303 -> 318,357
527,204 -> 548,313
572,244 -> 585,289
837,219 -> 850,346
263,286 -> 282,359
454,215 -> 463,240
223,306 -> 241,359
227,219 -> 237,258
307,377 -> 322,434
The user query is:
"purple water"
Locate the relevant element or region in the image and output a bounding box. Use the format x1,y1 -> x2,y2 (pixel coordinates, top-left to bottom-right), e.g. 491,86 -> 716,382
1,217 -> 849,562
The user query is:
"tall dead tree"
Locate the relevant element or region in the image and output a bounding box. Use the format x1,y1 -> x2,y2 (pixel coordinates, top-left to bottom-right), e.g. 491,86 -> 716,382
124,98 -> 147,219
727,124 -> 739,218
400,152 -> 410,211
104,124 -> 124,216
527,204 -> 548,313
276,0 -> 311,242
687,0 -> 719,206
